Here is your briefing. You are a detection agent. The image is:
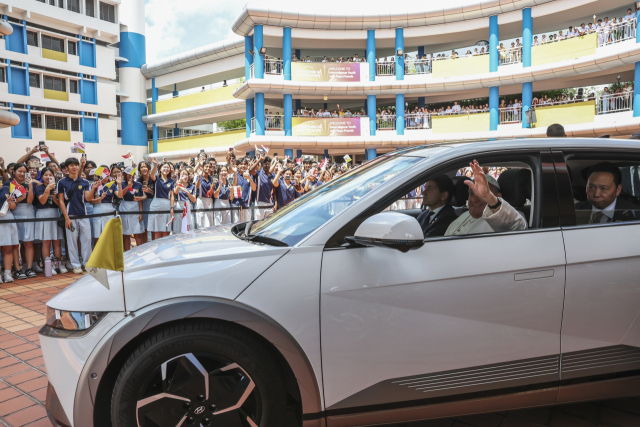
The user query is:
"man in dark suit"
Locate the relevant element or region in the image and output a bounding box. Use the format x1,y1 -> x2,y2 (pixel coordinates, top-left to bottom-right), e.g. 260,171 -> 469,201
620,166 -> 640,198
575,162 -> 640,224
416,175 -> 458,237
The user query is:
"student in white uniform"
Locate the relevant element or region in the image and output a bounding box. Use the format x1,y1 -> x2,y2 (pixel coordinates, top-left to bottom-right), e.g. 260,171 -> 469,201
445,161 -> 527,236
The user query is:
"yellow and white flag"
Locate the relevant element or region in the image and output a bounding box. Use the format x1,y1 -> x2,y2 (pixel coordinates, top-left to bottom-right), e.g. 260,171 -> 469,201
85,217 -> 124,290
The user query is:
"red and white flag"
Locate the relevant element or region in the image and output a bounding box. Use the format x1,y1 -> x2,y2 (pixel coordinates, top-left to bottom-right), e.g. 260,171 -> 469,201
166,216 -> 175,228
319,158 -> 329,170
122,151 -> 133,159
40,152 -> 51,163
295,158 -> 302,165
232,186 -> 242,199
181,201 -> 194,236
261,145 -> 270,153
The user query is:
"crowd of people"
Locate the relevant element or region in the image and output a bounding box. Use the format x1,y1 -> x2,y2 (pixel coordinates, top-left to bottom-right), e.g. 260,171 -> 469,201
0,145 -> 352,283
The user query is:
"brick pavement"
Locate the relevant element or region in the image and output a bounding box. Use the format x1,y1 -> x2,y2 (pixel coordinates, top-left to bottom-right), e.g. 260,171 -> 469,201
0,272 -> 638,427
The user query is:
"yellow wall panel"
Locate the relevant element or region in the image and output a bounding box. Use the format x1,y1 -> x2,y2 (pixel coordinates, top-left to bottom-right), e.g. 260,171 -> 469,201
151,130 -> 245,153
154,83 -> 242,114
431,113 -> 490,134
432,55 -> 490,78
531,33 -> 597,67
46,129 -> 71,141
44,89 -> 69,101
532,101 -> 596,128
42,48 -> 67,62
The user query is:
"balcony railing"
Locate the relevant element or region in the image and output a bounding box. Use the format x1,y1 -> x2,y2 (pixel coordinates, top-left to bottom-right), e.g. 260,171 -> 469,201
596,91 -> 634,114
405,113 -> 432,129
376,61 -> 395,76
264,59 -> 283,75
405,60 -> 432,75
597,19 -> 636,47
250,63 -> 255,79
250,117 -> 256,133
499,48 -> 522,66
266,114 -> 284,130
499,107 -> 522,124
377,115 -> 396,130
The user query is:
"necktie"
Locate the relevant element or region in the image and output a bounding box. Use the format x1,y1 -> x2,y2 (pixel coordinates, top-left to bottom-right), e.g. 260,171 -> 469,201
427,211 -> 436,224
590,211 -> 605,224
633,166 -> 640,197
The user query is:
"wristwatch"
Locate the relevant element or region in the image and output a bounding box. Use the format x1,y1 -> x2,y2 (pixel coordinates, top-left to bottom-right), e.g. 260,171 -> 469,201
488,198 -> 502,210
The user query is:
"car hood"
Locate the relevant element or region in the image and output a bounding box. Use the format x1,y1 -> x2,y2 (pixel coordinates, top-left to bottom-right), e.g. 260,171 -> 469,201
47,226 -> 289,312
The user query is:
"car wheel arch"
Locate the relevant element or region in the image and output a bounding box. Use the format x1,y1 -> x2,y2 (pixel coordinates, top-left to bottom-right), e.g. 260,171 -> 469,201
80,298 -> 322,427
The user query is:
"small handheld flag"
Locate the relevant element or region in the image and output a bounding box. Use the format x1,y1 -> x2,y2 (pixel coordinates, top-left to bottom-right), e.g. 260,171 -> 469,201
124,166 -> 137,176
344,154 -> 352,163
232,186 -> 242,199
93,167 -> 110,179
295,158 -> 302,165
166,216 -> 175,228
9,180 -> 26,198
71,142 -> 86,154
40,152 -> 51,163
181,201 -> 194,236
122,151 -> 133,160
261,145 -> 270,153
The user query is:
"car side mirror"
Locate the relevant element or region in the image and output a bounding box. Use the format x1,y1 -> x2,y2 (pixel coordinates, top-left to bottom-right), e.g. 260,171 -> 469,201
345,212 -> 424,253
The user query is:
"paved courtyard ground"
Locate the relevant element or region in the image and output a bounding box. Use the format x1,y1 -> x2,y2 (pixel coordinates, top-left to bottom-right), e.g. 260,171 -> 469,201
0,272 -> 637,427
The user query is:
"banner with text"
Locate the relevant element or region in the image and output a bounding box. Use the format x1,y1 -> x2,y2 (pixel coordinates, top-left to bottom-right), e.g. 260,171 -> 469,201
292,117 -> 369,137
291,62 -> 368,82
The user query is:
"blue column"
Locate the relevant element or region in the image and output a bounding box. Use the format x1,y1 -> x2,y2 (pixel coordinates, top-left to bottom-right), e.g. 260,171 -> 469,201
634,62 -> 640,117
367,29 -> 376,82
24,63 -> 30,96
246,98 -> 254,136
418,46 -> 424,58
255,93 -> 265,135
396,93 -> 405,135
245,35 -> 254,79
172,84 -> 178,97
247,150 -> 256,158
368,95 -> 376,136
174,124 -> 179,138
120,28 -> 147,146
295,49 -> 301,61
254,25 -> 264,79
490,86 -> 499,130
323,102 -> 328,110
284,94 -> 292,136
152,78 -> 158,152
418,97 -> 425,109
395,28 -> 404,80
295,99 -> 301,111
5,60 -> 11,93
489,16 -> 499,72
324,149 -> 329,159
522,8 -> 532,67
285,149 -> 293,158
522,82 -> 532,128
366,148 -> 377,161
296,149 -> 302,158
283,27 -> 292,80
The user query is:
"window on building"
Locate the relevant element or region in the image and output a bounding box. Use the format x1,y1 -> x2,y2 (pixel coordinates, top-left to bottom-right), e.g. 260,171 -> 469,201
42,35 -> 65,53
116,95 -> 121,116
67,0 -> 80,13
44,75 -> 67,92
0,68 -> 5,84
70,117 -> 80,131
99,2 -> 115,23
85,0 -> 95,17
46,115 -> 68,130
166,129 -> 173,138
49,0 -> 63,8
27,31 -> 39,47
31,114 -> 43,129
117,129 -> 121,138
29,73 -> 41,88
68,41 -> 77,55
69,80 -> 78,94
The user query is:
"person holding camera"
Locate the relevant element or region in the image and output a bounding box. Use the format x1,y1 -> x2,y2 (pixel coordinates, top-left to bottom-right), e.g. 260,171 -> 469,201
0,182 -> 19,283
137,161 -> 154,243
272,164 -> 303,211
195,161 -> 215,229
172,169 -> 197,233
249,153 -> 276,220
34,166 -> 66,275
213,165 -> 236,225
90,164 -> 121,245
147,157 -> 175,240
11,164 -> 37,279
117,170 -> 147,250
233,158 -> 257,223
56,158 -> 95,274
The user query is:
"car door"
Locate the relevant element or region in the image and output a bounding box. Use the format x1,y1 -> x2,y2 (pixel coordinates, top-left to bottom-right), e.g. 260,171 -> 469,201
554,150 -> 640,382
320,151 -> 566,424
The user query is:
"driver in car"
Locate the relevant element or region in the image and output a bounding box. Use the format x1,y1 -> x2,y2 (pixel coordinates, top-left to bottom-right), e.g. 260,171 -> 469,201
445,160 -> 527,236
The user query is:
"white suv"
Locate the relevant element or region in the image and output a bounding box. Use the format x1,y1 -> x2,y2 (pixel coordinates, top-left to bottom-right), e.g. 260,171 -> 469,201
40,139 -> 640,427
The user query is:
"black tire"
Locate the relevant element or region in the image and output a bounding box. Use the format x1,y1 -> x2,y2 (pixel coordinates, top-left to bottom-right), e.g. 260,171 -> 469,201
110,320 -> 289,427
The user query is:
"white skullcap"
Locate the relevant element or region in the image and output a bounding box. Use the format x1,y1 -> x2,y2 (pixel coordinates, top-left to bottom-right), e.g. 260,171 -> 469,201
485,174 -> 500,190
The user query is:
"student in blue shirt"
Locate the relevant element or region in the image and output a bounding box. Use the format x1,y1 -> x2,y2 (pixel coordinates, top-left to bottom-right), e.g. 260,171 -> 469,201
147,157 -> 175,240
272,165 -> 304,211
11,164 -> 37,279
213,165 -> 236,225
137,161 -> 154,244
0,184 -> 19,283
34,167 -> 64,276
172,169 -> 197,234
194,162 -> 215,229
90,165 -> 121,244
56,157 -> 96,273
233,158 -> 256,223
116,171 -> 146,250
249,153 -> 276,220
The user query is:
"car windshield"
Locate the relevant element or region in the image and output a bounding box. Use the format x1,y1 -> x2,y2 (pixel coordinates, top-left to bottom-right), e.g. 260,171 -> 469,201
249,153 -> 423,246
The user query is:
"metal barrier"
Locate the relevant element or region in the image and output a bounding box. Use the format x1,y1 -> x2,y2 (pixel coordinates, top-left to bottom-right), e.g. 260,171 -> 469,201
596,91 -> 634,114
264,59 -> 283,75
405,113 -> 431,129
250,117 -> 256,133
376,61 -> 395,76
499,48 -> 522,66
499,107 -> 522,124
597,19 -> 636,47
405,59 -> 431,75
377,115 -> 396,130
265,114 -> 284,130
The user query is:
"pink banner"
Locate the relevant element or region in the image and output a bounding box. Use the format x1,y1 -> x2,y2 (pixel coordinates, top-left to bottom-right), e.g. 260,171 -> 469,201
292,117 -> 362,136
291,62 -> 361,82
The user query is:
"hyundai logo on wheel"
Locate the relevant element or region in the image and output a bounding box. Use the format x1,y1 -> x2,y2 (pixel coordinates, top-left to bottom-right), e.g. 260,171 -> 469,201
194,406 -> 205,415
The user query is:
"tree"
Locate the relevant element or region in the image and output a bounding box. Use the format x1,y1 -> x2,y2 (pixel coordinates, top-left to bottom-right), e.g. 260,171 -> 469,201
218,119 -> 246,130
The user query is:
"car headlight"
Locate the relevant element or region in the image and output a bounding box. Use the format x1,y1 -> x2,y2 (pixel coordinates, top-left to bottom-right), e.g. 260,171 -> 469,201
45,306 -> 106,331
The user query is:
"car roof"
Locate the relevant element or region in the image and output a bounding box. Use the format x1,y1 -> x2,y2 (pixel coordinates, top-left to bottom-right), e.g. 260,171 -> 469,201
404,138 -> 640,159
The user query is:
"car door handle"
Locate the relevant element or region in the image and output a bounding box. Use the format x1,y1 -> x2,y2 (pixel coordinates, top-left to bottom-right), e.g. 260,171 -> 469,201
514,269 -> 555,281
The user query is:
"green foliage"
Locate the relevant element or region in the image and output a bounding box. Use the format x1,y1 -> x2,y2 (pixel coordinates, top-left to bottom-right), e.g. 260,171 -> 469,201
218,119 -> 246,130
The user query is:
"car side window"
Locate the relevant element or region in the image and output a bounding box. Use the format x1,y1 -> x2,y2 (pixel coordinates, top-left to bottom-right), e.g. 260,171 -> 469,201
563,155 -> 640,226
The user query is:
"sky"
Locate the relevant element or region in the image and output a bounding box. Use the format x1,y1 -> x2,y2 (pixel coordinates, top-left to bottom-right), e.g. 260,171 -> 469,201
144,0 -> 254,63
